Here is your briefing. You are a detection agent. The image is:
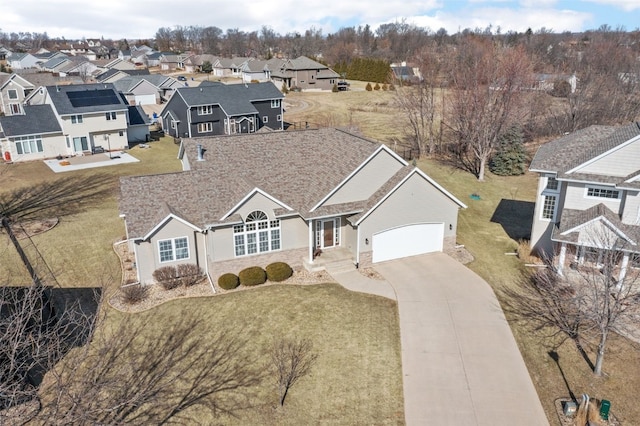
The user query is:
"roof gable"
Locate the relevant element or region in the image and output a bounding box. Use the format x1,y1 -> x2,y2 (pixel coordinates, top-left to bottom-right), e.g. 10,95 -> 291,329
0,104 -> 62,137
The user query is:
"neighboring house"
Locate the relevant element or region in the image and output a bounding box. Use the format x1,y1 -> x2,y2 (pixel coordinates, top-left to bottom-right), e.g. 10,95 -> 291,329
183,54 -> 218,74
160,54 -> 185,71
160,81 -> 284,138
7,52 -> 39,69
529,121 -> 640,281
0,104 -> 65,162
145,51 -> 166,67
105,58 -> 136,71
96,68 -> 150,83
58,58 -> 101,80
112,74 -> 180,105
119,128 -> 466,284
118,50 -> 132,61
43,83 -> 131,154
271,56 -> 340,91
390,61 -> 423,83
0,73 -> 36,115
240,59 -> 279,83
40,56 -> 71,73
211,57 -> 251,78
532,73 -> 578,94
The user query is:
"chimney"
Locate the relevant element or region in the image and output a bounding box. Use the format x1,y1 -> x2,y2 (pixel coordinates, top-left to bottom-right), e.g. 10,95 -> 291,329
196,144 -> 204,161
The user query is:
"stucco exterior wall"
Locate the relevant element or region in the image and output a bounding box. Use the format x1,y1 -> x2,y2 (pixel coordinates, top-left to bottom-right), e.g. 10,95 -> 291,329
324,150 -> 405,206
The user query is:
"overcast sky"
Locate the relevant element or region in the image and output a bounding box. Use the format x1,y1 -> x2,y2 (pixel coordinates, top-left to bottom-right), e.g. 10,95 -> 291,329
2,0 -> 639,40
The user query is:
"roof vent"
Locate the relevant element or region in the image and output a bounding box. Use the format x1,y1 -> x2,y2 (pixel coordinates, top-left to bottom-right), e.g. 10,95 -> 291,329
196,144 -> 204,161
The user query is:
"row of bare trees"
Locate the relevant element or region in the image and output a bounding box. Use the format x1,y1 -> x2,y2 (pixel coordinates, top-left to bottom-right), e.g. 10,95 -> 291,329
393,29 -> 640,180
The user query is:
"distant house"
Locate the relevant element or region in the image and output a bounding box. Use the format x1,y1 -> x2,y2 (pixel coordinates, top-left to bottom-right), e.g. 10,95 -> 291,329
0,104 -> 65,162
240,59 -> 280,83
0,73 -> 36,115
390,61 -> 423,83
96,68 -> 150,83
270,56 -> 340,91
160,81 -> 284,138
532,73 -> 577,94
113,74 -> 182,105
40,56 -> 72,73
105,58 -> 136,71
7,53 -> 39,69
211,57 -> 251,78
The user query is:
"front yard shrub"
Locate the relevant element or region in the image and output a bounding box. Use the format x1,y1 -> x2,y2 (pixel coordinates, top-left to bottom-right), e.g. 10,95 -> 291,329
218,273 -> 240,290
239,266 -> 267,286
121,284 -> 149,305
365,82 -> 373,91
153,266 -> 181,290
177,263 -> 204,287
374,83 -> 381,90
266,262 -> 293,282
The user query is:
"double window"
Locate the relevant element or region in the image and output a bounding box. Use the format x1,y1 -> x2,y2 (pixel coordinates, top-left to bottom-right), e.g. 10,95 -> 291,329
71,114 -> 83,124
271,99 -> 280,108
233,211 -> 280,256
198,105 -> 212,115
158,237 -> 189,263
198,122 -> 212,133
14,135 -> 43,154
105,112 -> 116,120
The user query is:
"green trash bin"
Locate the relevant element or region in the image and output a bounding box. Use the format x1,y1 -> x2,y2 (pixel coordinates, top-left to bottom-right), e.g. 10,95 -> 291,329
600,399 -> 611,420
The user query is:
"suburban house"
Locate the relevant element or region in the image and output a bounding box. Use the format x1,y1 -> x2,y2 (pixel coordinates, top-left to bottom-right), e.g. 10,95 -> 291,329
0,73 -> 36,115
96,68 -> 150,83
270,56 -> 340,91
0,104 -> 65,162
211,57 -> 251,78
160,81 -> 284,138
40,83 -> 131,154
119,128 -> 466,285
529,121 -> 640,281
240,59 -> 282,83
7,52 -> 39,69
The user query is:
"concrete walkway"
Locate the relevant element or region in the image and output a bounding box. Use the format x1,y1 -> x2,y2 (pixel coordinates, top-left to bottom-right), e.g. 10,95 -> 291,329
330,253 -> 548,426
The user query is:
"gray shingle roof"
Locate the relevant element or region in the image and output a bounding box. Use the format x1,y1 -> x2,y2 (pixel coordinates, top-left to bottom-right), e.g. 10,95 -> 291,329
119,128 -> 383,238
173,81 -> 283,115
46,83 -> 129,115
530,122 -> 640,174
0,104 -> 62,137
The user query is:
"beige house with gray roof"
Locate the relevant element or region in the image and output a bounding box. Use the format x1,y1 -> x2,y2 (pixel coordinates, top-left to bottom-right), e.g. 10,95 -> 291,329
530,122 -> 640,280
119,128 -> 466,286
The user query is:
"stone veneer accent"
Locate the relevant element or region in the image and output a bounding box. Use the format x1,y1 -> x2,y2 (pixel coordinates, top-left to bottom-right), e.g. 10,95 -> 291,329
209,248 -> 307,281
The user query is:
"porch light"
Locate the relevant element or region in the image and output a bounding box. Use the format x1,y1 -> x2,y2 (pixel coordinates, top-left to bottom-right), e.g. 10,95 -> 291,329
365,238 -> 369,245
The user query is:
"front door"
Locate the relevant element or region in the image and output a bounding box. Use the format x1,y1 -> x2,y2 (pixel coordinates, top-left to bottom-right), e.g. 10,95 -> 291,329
323,220 -> 334,248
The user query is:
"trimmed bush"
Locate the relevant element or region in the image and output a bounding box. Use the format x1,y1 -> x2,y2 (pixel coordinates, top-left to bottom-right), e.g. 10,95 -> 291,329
121,284 -> 149,305
218,273 -> 240,290
388,83 -> 396,91
374,82 -> 381,90
239,266 -> 267,286
177,263 -> 204,287
365,82 -> 373,91
266,262 -> 293,282
152,266 -> 181,290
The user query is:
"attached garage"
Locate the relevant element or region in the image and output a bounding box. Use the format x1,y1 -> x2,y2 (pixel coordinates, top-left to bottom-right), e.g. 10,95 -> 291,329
372,223 -> 444,263
133,94 -> 157,106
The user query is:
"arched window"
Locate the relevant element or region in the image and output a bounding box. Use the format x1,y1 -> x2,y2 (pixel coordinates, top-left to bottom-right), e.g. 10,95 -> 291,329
233,210 -> 281,256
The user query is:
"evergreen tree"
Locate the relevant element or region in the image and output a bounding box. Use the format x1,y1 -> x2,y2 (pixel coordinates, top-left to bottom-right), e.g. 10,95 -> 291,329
489,126 -> 527,176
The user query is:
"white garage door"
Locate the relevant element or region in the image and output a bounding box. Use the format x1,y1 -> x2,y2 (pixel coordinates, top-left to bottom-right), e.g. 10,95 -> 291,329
134,94 -> 157,106
372,223 -> 444,263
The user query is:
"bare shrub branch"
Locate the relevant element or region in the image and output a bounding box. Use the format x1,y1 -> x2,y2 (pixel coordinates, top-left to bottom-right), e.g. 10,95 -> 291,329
271,337 -> 318,406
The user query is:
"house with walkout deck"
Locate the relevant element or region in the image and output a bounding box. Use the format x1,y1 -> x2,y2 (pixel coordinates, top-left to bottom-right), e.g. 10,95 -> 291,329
530,121 -> 640,281
118,128 -> 466,286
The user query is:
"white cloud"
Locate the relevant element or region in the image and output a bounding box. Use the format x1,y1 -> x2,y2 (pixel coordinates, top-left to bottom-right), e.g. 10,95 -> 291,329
584,0 -> 639,11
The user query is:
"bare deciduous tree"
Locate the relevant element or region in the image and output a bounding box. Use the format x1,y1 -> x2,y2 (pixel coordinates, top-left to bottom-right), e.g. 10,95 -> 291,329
271,337 -> 318,407
445,40 -> 533,180
503,235 -> 640,376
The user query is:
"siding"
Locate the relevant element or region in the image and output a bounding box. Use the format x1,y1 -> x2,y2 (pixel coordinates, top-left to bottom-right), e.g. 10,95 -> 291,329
622,190 -> 640,225
136,218 -> 205,284
3,134 -> 67,162
323,149 -> 405,206
574,137 -> 640,177
358,173 -> 460,255
563,181 -> 622,214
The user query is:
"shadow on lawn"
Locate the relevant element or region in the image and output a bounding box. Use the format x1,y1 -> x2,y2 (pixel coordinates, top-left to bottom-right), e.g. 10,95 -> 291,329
490,199 -> 535,241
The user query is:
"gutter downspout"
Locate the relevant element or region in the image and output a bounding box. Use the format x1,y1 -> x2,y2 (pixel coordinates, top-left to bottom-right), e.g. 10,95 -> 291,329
356,225 -> 360,267
203,229 -> 215,293
308,219 -> 314,264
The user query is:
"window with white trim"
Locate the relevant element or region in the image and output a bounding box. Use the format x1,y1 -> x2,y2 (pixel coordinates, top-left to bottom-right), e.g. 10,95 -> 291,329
9,104 -> 21,114
277,114 -> 282,122
546,176 -> 558,191
586,186 -> 620,199
542,195 -> 557,220
271,99 -> 280,108
8,89 -> 18,99
14,135 -> 43,155
233,210 -> 280,256
105,111 -> 116,120
158,237 -> 189,262
197,122 -> 213,133
263,116 -> 268,123
71,114 -> 83,124
198,105 -> 212,115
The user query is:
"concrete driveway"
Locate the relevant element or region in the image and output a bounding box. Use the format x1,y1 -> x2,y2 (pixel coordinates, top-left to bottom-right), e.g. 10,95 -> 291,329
331,253 -> 548,425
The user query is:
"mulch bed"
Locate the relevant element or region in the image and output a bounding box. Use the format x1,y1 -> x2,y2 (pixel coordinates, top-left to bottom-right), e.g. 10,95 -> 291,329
555,398 -> 620,426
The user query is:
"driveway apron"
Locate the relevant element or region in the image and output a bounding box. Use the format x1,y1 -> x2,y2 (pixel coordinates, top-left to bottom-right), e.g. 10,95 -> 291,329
373,253 -> 548,426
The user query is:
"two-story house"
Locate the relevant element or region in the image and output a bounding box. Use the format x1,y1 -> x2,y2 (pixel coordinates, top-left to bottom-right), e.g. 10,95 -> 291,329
43,83 -> 131,154
160,81 -> 284,138
0,104 -> 65,162
530,122 -> 640,281
0,73 -> 35,115
270,56 -> 340,91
